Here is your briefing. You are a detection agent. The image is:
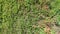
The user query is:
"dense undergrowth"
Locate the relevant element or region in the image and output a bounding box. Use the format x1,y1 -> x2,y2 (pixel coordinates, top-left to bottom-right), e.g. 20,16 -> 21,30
0,0 -> 60,34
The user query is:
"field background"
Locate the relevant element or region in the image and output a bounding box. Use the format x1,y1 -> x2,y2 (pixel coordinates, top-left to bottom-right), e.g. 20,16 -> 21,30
0,0 -> 60,34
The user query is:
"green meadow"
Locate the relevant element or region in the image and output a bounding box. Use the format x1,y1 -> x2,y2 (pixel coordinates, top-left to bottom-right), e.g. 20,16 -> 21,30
0,0 -> 60,34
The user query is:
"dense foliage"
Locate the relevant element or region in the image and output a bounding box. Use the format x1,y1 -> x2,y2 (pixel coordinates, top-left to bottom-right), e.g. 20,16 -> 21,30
0,0 -> 60,34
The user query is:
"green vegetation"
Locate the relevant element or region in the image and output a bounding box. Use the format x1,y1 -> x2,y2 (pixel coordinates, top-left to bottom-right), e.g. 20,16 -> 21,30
0,0 -> 60,34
